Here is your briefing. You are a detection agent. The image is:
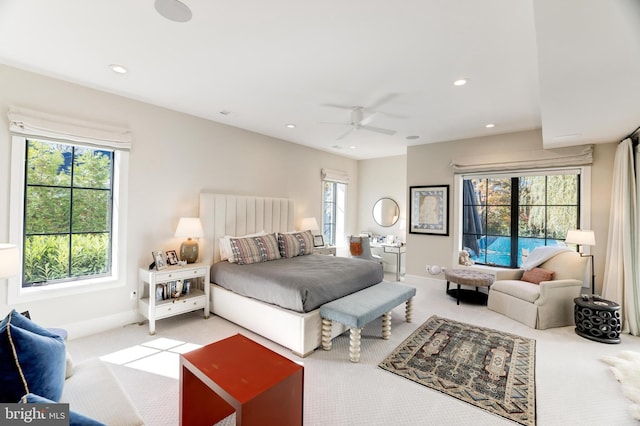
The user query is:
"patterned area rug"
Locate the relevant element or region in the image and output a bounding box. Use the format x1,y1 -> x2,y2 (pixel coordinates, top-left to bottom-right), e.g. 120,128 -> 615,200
379,315 -> 536,425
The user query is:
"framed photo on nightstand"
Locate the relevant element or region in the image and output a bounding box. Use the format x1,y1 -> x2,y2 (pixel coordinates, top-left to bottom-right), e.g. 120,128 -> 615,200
166,250 -> 179,265
313,235 -> 325,247
152,250 -> 167,270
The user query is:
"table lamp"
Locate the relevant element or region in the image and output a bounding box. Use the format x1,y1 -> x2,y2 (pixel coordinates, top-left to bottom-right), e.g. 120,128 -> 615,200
175,218 -> 204,264
565,229 -> 596,294
300,217 -> 319,233
0,244 -> 19,279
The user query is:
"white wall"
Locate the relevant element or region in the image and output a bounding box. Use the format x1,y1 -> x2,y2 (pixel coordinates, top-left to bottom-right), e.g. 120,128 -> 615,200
406,129 -> 617,294
0,64 -> 359,336
357,155 -> 407,241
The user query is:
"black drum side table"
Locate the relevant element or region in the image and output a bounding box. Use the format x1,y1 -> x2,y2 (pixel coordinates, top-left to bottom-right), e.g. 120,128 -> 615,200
574,296 -> 621,344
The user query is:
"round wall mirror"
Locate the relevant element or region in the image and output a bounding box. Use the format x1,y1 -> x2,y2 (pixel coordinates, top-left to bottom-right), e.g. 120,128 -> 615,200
373,198 -> 400,227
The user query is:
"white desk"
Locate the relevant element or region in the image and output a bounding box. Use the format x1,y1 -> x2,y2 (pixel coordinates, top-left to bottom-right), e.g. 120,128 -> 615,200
371,243 -> 406,281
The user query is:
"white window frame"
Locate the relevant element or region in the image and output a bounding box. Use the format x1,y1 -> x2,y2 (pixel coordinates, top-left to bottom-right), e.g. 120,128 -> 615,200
322,180 -> 347,249
7,135 -> 129,304
452,166 -> 592,268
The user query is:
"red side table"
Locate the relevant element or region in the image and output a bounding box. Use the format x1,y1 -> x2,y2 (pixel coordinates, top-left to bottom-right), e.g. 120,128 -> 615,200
180,334 -> 304,425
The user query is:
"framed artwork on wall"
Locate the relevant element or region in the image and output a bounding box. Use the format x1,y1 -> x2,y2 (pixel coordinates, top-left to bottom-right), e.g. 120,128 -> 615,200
409,185 -> 449,236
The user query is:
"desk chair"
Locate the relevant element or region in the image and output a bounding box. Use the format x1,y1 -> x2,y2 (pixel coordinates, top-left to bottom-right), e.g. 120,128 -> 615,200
349,235 -> 383,264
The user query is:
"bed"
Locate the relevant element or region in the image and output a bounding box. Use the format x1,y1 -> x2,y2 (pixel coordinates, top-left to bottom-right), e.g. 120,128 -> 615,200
199,192 -> 384,357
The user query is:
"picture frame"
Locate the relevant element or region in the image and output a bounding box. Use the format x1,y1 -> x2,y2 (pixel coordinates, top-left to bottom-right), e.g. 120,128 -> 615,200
152,250 -> 167,270
313,235 -> 325,247
409,185 -> 449,236
165,250 -> 179,266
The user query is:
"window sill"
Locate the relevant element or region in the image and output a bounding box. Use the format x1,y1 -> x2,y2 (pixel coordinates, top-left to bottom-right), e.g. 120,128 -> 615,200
7,275 -> 123,305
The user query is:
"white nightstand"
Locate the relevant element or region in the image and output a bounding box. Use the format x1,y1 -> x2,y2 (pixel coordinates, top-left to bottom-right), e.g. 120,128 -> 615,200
138,262 -> 210,335
314,246 -> 336,256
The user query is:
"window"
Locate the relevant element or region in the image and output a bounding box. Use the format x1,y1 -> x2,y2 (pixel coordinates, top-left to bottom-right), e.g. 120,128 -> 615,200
322,181 -> 346,246
462,170 -> 581,268
22,139 -> 113,286
8,107 -> 130,302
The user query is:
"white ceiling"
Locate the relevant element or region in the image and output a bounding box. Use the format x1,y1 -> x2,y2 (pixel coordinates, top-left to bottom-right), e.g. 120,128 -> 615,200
0,0 -> 638,160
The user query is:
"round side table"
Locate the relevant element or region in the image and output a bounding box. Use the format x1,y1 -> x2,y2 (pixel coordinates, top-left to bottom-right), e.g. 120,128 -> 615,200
574,296 -> 621,344
444,269 -> 495,305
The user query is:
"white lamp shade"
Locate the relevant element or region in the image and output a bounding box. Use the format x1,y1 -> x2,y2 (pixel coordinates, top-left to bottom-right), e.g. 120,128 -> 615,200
565,229 -> 596,246
174,217 -> 204,239
300,217 -> 319,232
0,244 -> 19,279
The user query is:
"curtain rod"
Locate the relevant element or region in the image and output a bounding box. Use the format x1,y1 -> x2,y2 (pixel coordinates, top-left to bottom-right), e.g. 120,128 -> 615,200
621,125 -> 640,143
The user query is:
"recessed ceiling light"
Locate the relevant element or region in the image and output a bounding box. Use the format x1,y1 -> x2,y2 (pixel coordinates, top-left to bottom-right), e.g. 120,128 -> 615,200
154,0 -> 192,23
349,146 -> 356,149
286,124 -> 296,129
109,64 -> 127,74
406,135 -> 420,140
453,79 -> 467,86
485,123 -> 495,128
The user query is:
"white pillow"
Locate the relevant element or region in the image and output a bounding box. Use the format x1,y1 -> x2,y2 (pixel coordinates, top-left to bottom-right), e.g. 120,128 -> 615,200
219,231 -> 266,262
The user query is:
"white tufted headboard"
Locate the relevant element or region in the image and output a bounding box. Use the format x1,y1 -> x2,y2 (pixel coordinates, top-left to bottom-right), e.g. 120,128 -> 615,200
199,193 -> 295,264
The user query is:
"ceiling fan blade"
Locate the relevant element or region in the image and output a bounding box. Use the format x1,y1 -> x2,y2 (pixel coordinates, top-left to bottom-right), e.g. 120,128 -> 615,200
367,93 -> 399,110
319,121 -> 350,126
360,125 -> 396,136
322,103 -> 356,110
336,127 -> 355,140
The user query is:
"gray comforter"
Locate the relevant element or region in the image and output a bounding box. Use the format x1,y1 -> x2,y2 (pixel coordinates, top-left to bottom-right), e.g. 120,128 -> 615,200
211,255 -> 384,313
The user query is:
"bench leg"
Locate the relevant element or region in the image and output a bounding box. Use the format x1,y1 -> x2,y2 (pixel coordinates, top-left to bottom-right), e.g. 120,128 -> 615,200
349,327 -> 362,363
382,312 -> 391,339
321,318 -> 332,350
405,297 -> 414,323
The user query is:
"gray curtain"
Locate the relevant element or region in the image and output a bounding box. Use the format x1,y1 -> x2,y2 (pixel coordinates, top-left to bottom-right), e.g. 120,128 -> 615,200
463,180 -> 483,256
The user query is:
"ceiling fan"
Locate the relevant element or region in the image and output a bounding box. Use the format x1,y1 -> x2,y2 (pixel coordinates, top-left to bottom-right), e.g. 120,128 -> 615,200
325,106 -> 398,140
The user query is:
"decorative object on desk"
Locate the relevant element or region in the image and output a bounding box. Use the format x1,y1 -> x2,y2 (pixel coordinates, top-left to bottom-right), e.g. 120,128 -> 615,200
409,185 -> 449,235
601,351 -> 640,420
152,250 -> 167,270
565,229 -> 596,293
165,250 -> 179,265
0,243 -> 19,279
175,217 -> 204,263
372,197 -> 400,227
313,235 -> 324,247
458,249 -> 474,266
379,315 -> 536,426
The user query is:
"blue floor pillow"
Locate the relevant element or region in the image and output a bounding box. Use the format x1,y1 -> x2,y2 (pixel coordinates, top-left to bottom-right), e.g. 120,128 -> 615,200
0,310 -> 66,402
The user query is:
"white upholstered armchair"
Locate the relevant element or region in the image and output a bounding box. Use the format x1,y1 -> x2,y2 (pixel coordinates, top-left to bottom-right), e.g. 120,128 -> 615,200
487,250 -> 588,329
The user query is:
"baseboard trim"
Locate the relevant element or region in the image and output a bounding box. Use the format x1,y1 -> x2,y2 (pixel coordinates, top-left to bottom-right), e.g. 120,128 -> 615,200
59,309 -> 139,340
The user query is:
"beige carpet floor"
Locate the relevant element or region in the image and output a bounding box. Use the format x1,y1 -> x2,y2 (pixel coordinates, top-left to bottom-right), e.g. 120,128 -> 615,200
67,273 -> 640,425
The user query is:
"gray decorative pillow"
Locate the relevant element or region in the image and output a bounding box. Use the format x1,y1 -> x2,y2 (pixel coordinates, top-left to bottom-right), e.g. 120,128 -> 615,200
278,230 -> 314,258
229,233 -> 281,265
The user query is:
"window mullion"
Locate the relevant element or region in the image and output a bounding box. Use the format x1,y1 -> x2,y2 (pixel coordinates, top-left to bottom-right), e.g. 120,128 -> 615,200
510,177 -> 519,268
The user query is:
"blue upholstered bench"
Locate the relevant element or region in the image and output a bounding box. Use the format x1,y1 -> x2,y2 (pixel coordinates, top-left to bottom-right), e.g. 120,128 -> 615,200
319,282 -> 417,362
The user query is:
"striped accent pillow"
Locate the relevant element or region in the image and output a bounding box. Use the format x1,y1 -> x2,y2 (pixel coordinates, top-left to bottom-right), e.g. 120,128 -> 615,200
278,230 -> 315,258
229,233 -> 281,265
